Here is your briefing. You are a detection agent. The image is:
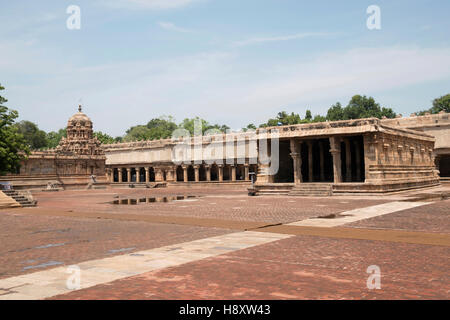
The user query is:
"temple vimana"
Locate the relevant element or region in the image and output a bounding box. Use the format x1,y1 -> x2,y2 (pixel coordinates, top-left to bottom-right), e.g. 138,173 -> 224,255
1,106 -> 449,195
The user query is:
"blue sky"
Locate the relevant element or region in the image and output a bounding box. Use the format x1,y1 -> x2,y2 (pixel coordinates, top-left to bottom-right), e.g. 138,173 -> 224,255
1,0 -> 449,136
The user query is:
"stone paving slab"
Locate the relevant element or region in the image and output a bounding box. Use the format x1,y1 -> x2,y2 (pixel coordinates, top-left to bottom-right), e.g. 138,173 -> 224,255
0,231 -> 291,300
288,201 -> 429,227
51,235 -> 449,300
347,199 -> 450,233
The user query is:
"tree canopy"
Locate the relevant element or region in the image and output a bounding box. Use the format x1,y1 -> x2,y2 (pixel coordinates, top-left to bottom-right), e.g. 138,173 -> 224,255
0,84 -> 29,175
14,120 -> 48,150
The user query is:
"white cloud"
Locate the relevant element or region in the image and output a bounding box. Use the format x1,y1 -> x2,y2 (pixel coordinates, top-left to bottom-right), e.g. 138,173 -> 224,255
100,0 -> 203,10
157,21 -> 192,33
233,32 -> 334,47
2,42 -> 450,136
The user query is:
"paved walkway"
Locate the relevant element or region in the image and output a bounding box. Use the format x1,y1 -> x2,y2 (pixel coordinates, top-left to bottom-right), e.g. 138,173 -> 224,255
0,232 -> 291,299
0,185 -> 448,300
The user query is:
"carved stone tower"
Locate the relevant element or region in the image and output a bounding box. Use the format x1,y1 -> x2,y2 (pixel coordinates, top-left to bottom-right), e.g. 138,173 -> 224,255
56,105 -> 104,156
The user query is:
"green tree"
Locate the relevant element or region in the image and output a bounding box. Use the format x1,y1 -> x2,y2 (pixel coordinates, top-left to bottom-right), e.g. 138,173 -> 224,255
14,120 -> 48,150
305,110 -> 312,121
326,102 -> 344,121
260,111 -> 302,127
123,125 -> 151,142
180,117 -> 229,135
343,95 -> 396,119
146,116 -> 178,139
242,123 -> 257,132
94,131 -> 115,144
0,84 -> 30,175
46,128 -> 66,149
430,94 -> 450,113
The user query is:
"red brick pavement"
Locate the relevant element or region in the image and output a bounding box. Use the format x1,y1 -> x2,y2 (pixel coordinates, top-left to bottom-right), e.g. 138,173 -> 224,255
51,235 -> 450,300
347,200 -> 450,233
0,211 -> 230,279
31,187 -> 389,224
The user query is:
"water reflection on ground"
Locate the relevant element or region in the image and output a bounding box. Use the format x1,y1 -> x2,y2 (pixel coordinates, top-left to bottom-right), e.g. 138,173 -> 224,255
110,195 -> 199,205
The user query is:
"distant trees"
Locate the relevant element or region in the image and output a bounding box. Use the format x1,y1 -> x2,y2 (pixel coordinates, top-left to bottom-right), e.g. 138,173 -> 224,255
416,94 -> 450,115
0,84 -> 29,174
14,121 -> 48,150
261,95 -> 396,127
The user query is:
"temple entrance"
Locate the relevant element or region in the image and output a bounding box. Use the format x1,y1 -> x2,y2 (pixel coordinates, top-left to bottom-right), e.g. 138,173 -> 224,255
438,155 -> 450,177
176,166 -> 184,181
340,135 -> 365,182
274,140 -> 294,183
299,138 -> 333,183
187,165 -> 195,181
211,164 -> 219,181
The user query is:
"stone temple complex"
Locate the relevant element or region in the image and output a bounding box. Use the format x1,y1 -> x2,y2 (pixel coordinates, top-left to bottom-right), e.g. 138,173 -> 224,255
1,107 -> 449,195
1,106 -> 106,189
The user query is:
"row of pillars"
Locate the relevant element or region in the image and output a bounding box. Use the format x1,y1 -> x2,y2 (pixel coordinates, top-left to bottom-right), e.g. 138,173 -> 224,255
109,164 -> 252,183
289,136 -> 362,184
181,164 -> 251,182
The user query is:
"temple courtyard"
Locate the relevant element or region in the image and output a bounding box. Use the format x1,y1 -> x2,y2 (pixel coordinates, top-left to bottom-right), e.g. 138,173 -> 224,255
0,184 -> 449,300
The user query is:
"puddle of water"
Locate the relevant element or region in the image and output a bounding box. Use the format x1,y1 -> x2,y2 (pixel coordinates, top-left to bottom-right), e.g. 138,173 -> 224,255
110,195 -> 199,205
34,243 -> 66,249
23,261 -> 63,270
108,247 -> 136,254
317,214 -> 353,219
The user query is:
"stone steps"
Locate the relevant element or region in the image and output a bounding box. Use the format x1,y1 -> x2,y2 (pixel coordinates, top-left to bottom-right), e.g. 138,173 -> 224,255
0,191 -> 21,209
289,183 -> 333,197
2,190 -> 37,207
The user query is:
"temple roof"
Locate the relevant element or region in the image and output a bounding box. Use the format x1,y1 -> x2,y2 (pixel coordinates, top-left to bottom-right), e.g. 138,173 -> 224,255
68,105 -> 92,123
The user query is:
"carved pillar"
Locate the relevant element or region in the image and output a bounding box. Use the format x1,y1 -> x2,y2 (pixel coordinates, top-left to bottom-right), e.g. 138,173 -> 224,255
329,137 -> 342,183
218,165 -> 223,182
126,168 -> 131,183
166,167 -> 175,182
206,166 -> 211,181
307,141 -> 313,182
155,168 -> 164,182
182,165 -> 188,182
231,165 -> 236,182
345,138 -> 352,182
319,141 -> 325,181
118,168 -> 123,183
145,167 -> 149,183
135,167 -> 140,183
194,165 -> 200,182
244,164 -> 250,181
290,139 -> 302,184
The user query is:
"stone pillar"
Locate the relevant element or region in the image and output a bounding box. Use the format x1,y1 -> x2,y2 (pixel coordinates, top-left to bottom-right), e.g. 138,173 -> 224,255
290,139 -> 302,184
206,166 -> 211,181
155,168 -> 164,182
218,165 -> 223,182
194,165 -> 200,182
166,167 -> 175,182
307,141 -> 313,182
354,140 -> 361,181
329,137 -> 342,183
118,168 -> 123,183
345,139 -> 352,182
231,165 -> 236,182
135,167 -> 140,183
244,164 -> 250,181
126,168 -> 131,183
319,141 -> 325,181
182,166 -> 188,182
145,167 -> 150,183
